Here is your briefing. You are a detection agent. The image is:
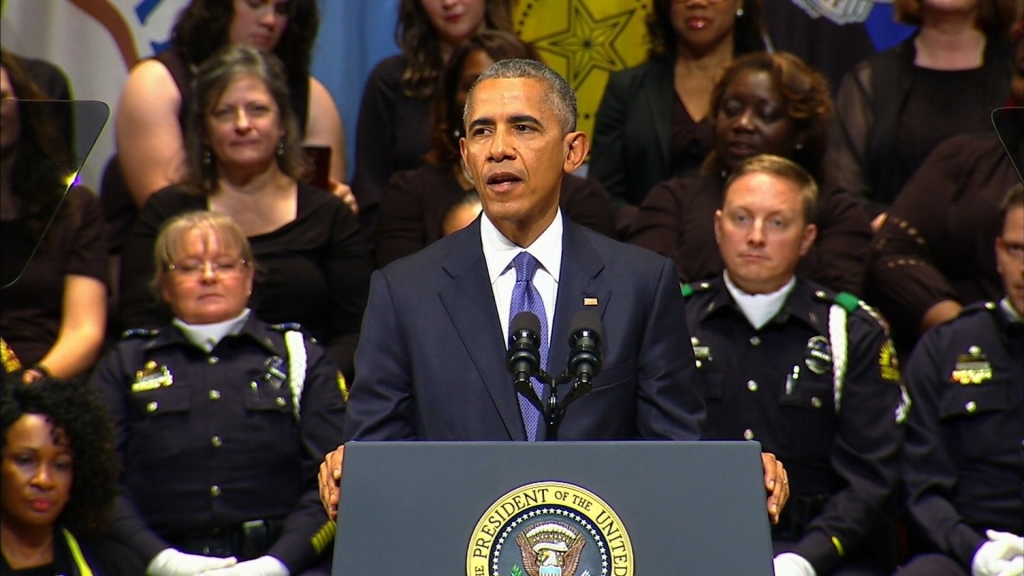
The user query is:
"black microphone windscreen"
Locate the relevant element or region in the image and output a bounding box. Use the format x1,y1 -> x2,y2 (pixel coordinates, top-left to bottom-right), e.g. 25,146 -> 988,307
570,310 -> 603,340
511,311 -> 541,336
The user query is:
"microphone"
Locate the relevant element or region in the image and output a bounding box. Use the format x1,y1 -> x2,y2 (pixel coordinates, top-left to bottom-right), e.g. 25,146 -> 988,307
566,311 -> 603,396
507,311 -> 542,405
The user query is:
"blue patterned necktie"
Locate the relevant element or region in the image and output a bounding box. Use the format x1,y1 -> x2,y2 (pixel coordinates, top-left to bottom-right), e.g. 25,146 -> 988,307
509,252 -> 548,441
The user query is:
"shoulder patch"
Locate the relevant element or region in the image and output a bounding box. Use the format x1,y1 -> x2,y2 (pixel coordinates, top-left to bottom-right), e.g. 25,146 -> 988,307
878,339 -> 902,382
120,328 -> 159,339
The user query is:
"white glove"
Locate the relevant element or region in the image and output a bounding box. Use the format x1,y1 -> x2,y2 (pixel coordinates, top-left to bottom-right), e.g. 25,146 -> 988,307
147,548 -> 237,576
199,556 -> 289,576
972,530 -> 1024,576
773,552 -> 817,576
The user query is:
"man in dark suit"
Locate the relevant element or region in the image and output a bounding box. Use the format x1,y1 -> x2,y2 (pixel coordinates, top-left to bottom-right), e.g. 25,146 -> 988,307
319,59 -> 788,519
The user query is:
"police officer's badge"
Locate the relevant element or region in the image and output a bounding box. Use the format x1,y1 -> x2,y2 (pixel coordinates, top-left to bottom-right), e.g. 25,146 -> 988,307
804,336 -> 833,375
468,481 -> 633,576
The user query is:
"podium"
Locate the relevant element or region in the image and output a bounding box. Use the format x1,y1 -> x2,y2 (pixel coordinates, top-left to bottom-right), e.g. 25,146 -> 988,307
333,441 -> 774,574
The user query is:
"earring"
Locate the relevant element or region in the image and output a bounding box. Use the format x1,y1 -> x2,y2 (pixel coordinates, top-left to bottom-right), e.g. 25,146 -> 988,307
277,140 -> 285,157
795,142 -> 804,150
203,147 -> 212,166
736,8 -> 744,16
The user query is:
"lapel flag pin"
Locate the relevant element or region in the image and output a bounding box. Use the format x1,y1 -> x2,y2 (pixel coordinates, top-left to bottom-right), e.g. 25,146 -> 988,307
583,297 -> 598,306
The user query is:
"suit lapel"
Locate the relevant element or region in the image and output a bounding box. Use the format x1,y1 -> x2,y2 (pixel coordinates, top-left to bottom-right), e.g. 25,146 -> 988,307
438,220 -> 526,440
549,223 -> 609,382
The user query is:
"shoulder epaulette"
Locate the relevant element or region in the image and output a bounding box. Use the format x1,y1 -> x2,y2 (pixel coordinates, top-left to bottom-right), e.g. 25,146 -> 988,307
680,281 -> 712,298
833,291 -> 860,313
953,301 -> 998,320
120,328 -> 159,339
819,290 -> 890,333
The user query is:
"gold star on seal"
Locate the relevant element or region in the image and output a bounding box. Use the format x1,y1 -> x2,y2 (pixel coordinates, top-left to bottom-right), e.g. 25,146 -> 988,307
531,0 -> 634,89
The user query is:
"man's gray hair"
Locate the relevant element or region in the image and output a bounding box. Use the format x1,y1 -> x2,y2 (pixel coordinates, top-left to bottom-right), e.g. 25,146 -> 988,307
463,58 -> 577,135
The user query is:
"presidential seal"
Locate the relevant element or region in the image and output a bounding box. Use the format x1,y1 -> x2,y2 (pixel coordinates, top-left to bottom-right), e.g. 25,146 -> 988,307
467,481 -> 633,576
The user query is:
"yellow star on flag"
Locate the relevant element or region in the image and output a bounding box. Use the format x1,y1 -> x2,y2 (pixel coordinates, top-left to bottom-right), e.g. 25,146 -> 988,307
514,0 -> 651,139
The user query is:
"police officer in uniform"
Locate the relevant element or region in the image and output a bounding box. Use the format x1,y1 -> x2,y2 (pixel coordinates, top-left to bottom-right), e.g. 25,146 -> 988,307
898,184 -> 1024,576
682,155 -> 908,576
90,212 -> 345,576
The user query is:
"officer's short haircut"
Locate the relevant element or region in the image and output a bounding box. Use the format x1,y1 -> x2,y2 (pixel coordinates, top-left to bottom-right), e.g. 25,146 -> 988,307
723,154 -> 819,225
999,183 -> 1024,224
151,210 -> 255,290
463,58 -> 577,135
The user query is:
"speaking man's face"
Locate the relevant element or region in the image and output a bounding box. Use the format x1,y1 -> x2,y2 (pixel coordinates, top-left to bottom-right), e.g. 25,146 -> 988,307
460,76 -> 587,246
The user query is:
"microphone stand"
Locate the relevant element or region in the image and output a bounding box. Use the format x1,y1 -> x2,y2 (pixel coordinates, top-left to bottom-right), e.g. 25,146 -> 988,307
517,370 -> 593,441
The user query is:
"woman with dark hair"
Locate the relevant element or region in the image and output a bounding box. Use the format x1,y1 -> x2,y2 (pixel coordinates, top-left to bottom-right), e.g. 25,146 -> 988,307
589,0 -> 768,235
1,374 -> 141,574
373,29 -> 615,268
106,0 -> 352,250
628,51 -> 871,295
0,50 -> 108,384
867,25 -> 1024,350
825,0 -> 1016,226
118,45 -> 370,381
351,0 -> 513,235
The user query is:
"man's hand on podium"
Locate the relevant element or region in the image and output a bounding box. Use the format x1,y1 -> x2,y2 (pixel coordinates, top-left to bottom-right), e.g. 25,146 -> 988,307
761,452 -> 790,525
318,445 -> 345,521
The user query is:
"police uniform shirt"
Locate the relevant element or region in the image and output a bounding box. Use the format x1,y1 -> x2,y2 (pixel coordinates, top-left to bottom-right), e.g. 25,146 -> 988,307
89,314 -> 346,572
683,276 -> 906,574
902,300 -> 1024,569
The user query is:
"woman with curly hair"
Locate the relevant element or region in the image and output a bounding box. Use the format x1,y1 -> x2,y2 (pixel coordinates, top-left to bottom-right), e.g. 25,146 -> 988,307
590,0 -> 768,235
1,374 -> 142,574
351,0 -> 512,237
628,52 -> 872,295
0,50 -> 108,384
105,0 -> 352,252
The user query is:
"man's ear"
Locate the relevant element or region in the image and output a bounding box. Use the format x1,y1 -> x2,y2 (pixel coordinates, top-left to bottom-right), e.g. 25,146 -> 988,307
799,223 -> 818,256
563,131 -> 589,173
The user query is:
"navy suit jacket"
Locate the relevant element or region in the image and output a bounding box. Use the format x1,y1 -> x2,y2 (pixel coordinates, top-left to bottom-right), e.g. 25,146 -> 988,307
343,215 -> 705,442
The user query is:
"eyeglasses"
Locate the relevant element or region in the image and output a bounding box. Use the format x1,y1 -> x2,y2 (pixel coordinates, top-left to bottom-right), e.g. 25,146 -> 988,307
165,259 -> 249,278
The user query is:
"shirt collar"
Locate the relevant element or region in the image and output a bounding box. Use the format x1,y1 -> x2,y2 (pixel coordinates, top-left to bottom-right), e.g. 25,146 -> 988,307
481,209 -> 563,284
723,272 -> 796,330
700,276 -> 827,334
147,310 -> 283,355
172,308 -> 251,352
1000,297 -> 1022,324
